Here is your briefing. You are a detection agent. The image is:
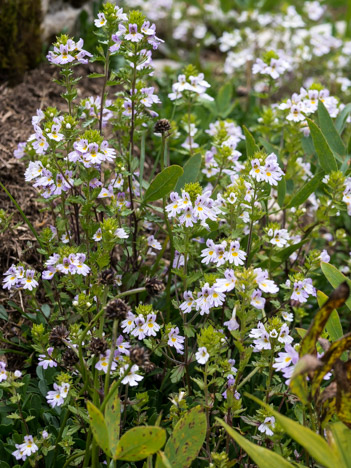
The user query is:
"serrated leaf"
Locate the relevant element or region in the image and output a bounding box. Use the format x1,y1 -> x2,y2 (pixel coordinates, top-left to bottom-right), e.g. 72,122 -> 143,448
160,406 -> 206,468
300,282 -> 349,357
105,393 -> 121,454
175,153 -> 202,193
217,418 -> 294,468
144,165 -> 183,203
308,118 -> 338,173
87,401 -> 110,456
114,426 -> 166,461
318,101 -> 346,158
245,394 -> 341,468
287,171 -> 325,208
321,262 -> 351,310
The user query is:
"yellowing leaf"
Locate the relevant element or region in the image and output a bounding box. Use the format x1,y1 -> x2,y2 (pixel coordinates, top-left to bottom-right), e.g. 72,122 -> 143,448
87,401 -> 110,456
216,418 -> 294,468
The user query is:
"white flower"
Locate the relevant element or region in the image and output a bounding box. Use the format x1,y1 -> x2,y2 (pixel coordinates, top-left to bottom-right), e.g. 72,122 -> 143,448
46,382 -> 70,407
224,307 -> 240,331
258,416 -> 275,436
320,249 -> 330,263
120,364 -> 143,386
95,350 -> 118,374
168,327 -> 185,354
12,435 -> 38,461
195,347 -> 210,364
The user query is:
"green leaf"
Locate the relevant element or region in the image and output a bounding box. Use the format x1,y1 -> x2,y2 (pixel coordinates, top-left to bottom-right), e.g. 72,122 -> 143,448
321,262 -> 351,310
335,103 -> 351,134
317,101 -> 346,158
114,426 -> 166,461
105,393 -> 121,454
217,83 -> 233,117
156,451 -> 173,468
317,290 -> 343,341
328,422 -> 351,468
144,165 -> 183,203
88,73 -> 105,79
175,154 -> 202,193
287,171 -> 325,208
87,401 -> 110,456
159,406 -> 206,468
0,306 -> 8,321
216,418 -> 294,468
243,126 -> 259,158
277,176 -> 286,207
307,118 -> 338,173
300,282 -> 349,356
245,394 -> 342,468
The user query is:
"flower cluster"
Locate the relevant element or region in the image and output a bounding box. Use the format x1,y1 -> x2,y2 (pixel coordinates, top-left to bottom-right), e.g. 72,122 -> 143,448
12,435 -> 39,462
47,35 -> 92,65
42,253 -> 90,280
2,264 -> 38,291
46,382 -> 70,408
166,189 -> 221,227
253,51 -> 291,80
249,322 -> 293,352
250,153 -> 284,186
169,72 -> 213,101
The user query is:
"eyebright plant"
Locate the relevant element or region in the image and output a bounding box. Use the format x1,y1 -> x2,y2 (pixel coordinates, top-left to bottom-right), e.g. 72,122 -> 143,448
3,1 -> 351,467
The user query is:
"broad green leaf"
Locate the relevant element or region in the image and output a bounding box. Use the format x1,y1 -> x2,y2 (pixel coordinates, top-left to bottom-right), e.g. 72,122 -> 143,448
114,426 -> 166,461
300,282 -> 349,356
307,118 -> 338,173
317,290 -> 343,341
87,401 -> 110,456
175,154 -> 202,193
287,171 -> 325,208
321,262 -> 351,310
217,82 -> 233,116
159,406 -> 206,468
144,165 -> 183,203
243,126 -> 259,158
105,393 -> 121,454
246,394 -> 342,468
335,103 -> 351,134
216,418 -> 294,468
317,101 -> 346,158
328,422 -> 351,468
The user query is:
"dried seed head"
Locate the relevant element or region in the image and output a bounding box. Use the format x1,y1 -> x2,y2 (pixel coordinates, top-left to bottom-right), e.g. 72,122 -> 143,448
99,268 -> 116,285
106,298 -> 130,320
130,345 -> 155,372
154,119 -> 171,134
62,348 -> 79,367
49,325 -> 69,347
89,337 -> 108,356
145,277 -> 165,296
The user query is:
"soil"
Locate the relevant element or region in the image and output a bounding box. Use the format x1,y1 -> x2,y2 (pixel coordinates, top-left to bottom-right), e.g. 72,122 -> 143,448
0,62 -> 106,368
0,62 -> 104,291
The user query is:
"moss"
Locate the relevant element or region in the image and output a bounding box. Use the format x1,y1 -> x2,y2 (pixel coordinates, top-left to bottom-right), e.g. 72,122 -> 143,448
0,0 -> 42,85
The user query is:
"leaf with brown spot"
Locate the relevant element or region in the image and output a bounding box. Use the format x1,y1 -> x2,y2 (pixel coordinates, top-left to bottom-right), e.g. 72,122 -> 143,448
300,282 -> 349,357
87,401 -> 110,456
156,406 -> 206,468
105,392 -> 121,454
113,426 -> 166,461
